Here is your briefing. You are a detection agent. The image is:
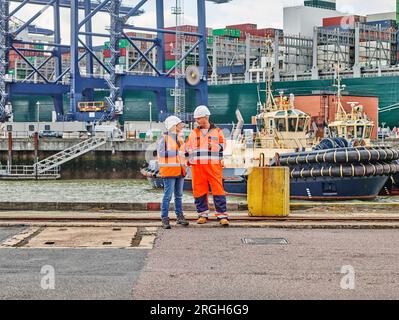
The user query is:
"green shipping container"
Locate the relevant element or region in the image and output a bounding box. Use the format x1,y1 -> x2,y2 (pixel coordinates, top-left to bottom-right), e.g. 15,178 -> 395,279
212,28 -> 225,36
104,39 -> 129,49
17,71 -> 27,78
165,60 -> 175,69
230,29 -> 241,38
212,28 -> 240,38
119,39 -> 129,48
207,36 -> 214,44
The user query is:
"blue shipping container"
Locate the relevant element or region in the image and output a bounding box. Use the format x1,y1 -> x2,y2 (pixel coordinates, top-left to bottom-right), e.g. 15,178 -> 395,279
365,20 -> 397,29
217,65 -> 246,75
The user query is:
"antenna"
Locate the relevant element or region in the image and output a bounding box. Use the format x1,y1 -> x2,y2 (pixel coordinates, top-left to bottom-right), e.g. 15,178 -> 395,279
264,40 -> 275,111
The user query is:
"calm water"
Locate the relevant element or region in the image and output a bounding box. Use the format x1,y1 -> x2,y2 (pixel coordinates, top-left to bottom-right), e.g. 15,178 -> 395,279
0,179 -> 396,204
0,179 -> 245,203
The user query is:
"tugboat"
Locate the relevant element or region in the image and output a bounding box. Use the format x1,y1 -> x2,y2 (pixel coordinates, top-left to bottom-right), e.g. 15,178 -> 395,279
326,70 -> 374,147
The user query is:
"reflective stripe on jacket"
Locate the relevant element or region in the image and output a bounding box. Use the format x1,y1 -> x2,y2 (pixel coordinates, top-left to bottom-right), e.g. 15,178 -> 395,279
157,133 -> 187,178
186,124 -> 225,165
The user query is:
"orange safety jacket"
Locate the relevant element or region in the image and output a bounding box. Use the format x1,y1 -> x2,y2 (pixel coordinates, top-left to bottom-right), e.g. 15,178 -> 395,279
186,124 -> 226,165
157,133 -> 187,178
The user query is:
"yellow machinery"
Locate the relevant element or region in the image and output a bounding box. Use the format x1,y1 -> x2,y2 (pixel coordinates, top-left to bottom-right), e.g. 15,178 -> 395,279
247,159 -> 290,217
78,101 -> 107,112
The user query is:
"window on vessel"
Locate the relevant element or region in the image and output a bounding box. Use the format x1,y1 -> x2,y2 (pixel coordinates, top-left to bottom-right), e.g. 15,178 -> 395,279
288,118 -> 298,132
269,119 -> 274,129
347,126 -> 355,139
45,125 -> 50,131
356,126 -> 364,139
276,118 -> 286,132
297,118 -> 306,132
329,126 -> 338,137
276,111 -> 286,117
28,125 -> 34,132
257,118 -> 265,130
364,126 -> 372,139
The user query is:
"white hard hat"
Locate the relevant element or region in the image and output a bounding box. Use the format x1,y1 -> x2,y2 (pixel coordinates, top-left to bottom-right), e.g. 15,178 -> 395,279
193,105 -> 211,119
164,116 -> 182,130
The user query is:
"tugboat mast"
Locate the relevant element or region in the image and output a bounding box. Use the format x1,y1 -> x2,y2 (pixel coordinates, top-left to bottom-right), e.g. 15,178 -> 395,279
333,63 -> 348,121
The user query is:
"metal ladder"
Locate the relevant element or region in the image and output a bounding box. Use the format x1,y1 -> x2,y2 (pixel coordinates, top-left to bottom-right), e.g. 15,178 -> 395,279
34,137 -> 107,174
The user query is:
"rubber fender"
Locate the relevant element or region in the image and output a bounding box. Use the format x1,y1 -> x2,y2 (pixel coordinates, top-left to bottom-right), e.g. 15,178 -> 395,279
289,162 -> 399,179
279,147 -> 399,166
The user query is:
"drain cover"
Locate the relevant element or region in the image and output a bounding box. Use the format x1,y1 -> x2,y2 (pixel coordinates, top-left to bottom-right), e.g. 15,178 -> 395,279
241,238 -> 289,245
24,227 -> 138,248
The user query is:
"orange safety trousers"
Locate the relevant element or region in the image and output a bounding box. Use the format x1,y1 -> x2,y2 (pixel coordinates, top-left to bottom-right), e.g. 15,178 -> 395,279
186,125 -> 228,219
191,163 -> 228,219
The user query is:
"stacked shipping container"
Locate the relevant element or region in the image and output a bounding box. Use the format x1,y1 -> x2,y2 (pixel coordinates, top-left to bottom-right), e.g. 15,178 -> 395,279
226,23 -> 281,40
323,15 -> 367,28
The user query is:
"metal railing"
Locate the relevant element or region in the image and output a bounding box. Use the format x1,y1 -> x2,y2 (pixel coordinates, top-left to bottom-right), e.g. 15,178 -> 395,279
0,164 -> 60,176
253,136 -> 311,150
34,136 -> 107,174
0,131 -> 91,140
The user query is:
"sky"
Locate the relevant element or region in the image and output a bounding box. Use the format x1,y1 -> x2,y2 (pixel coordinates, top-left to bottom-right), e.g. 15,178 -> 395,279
10,0 -> 398,45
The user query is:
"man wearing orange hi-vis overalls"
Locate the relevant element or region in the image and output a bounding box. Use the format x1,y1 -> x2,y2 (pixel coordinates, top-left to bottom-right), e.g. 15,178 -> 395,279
185,105 -> 230,227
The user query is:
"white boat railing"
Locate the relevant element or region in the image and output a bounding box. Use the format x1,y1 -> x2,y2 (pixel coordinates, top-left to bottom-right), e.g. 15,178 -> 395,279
0,165 -> 60,176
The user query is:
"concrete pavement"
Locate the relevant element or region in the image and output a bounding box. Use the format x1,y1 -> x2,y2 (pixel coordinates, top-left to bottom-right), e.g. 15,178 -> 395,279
0,226 -> 26,243
1,226 -> 399,299
132,228 -> 399,300
0,246 -> 148,300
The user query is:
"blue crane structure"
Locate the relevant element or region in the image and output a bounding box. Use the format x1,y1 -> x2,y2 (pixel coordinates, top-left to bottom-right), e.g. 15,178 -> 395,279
0,0 -> 231,123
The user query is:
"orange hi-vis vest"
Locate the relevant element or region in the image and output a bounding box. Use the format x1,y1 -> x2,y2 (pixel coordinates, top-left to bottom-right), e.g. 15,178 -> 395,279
186,125 -> 225,165
157,133 -> 187,178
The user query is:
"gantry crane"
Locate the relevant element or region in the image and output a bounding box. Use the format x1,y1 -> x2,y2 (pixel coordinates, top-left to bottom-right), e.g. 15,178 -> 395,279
0,0 -> 232,123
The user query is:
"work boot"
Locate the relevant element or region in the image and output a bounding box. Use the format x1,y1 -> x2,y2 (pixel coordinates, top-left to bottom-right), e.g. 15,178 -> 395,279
197,217 -> 208,225
220,218 -> 230,227
176,215 -> 189,226
162,217 -> 171,229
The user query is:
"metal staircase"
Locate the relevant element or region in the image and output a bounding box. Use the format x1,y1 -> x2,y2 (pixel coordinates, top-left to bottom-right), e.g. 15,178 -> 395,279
34,137 -> 107,174
103,0 -> 122,122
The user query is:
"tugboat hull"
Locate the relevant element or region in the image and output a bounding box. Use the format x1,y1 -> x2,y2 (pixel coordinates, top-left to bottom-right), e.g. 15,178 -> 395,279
289,175 -> 388,200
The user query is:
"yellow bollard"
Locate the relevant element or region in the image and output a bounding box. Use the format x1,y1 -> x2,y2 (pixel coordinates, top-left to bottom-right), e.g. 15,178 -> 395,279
247,167 -> 290,217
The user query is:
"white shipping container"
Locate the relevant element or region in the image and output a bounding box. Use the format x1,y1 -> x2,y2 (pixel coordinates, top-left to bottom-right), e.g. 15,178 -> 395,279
284,6 -> 344,37
361,41 -> 391,49
366,12 -> 396,22
318,45 -> 350,53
